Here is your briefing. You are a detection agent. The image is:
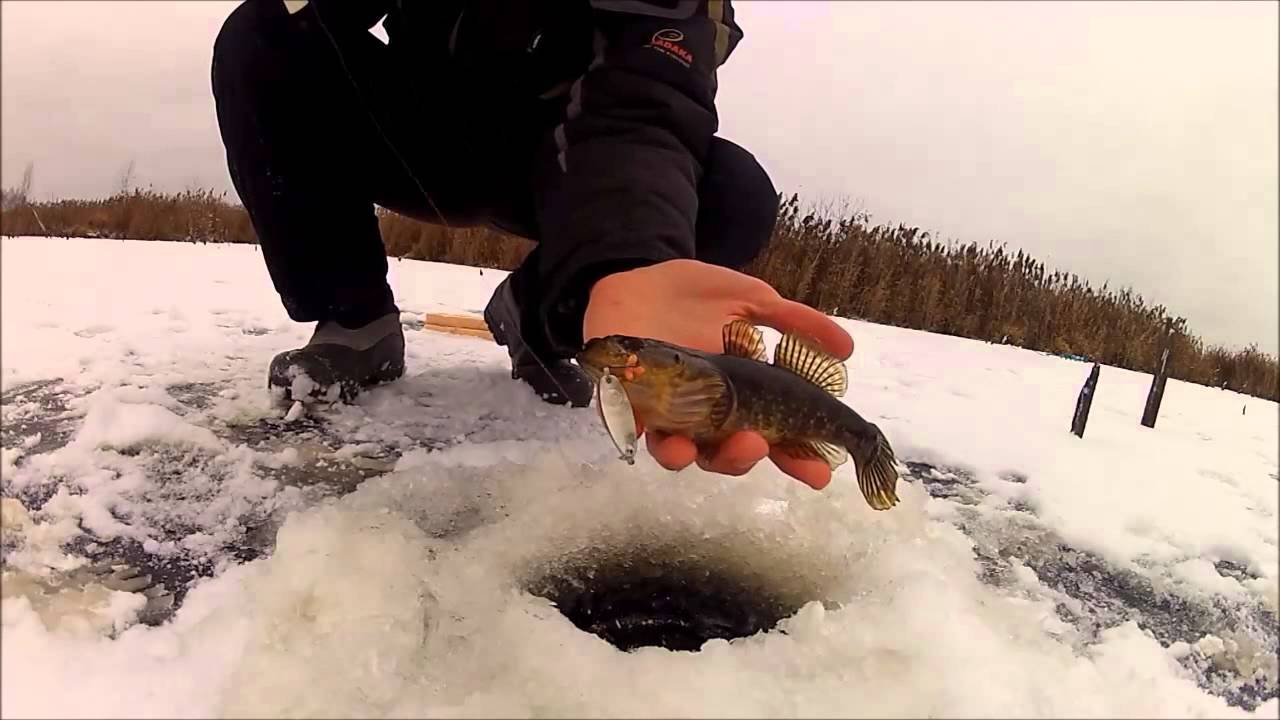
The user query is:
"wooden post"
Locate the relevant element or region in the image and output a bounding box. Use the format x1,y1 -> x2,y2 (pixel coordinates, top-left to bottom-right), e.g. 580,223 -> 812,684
1141,347 -> 1171,428
1071,363 -> 1100,438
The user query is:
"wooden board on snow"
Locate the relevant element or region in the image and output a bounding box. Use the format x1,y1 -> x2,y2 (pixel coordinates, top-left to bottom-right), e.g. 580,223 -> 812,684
422,312 -> 493,340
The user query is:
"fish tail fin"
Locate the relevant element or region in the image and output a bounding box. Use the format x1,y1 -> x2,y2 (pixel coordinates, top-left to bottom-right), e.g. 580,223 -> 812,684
848,424 -> 900,511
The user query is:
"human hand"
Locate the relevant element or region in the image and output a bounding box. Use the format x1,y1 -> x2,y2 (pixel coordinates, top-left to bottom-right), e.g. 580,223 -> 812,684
582,259 -> 854,490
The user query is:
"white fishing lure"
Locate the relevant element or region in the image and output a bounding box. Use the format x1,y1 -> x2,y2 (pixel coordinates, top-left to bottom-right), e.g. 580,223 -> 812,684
595,370 -> 637,465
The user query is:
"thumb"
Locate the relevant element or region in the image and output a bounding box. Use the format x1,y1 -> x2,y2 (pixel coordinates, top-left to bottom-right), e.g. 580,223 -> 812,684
751,296 -> 854,360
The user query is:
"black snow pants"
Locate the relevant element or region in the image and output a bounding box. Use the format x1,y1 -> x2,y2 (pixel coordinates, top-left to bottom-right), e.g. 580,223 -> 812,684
211,0 -> 778,354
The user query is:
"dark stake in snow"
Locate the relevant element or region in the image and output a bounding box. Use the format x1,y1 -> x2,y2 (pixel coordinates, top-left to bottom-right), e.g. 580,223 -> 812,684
1142,346 -> 1172,428
1071,363 -> 1101,438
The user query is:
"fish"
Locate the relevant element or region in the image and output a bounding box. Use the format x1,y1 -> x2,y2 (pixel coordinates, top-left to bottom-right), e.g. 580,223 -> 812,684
576,320 -> 900,510
595,369 -> 638,464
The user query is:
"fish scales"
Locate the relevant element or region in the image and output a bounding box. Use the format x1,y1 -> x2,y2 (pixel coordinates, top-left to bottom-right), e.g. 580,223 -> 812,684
703,353 -> 866,445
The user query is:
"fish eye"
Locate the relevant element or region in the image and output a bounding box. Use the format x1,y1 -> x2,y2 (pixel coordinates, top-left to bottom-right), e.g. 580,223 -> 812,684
672,352 -> 683,364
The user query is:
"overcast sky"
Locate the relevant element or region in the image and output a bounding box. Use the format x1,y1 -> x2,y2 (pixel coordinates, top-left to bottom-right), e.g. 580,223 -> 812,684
3,1 -> 1276,354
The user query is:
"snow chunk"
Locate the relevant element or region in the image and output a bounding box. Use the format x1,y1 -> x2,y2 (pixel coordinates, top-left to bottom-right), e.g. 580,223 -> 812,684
220,504 -> 436,718
71,397 -> 220,452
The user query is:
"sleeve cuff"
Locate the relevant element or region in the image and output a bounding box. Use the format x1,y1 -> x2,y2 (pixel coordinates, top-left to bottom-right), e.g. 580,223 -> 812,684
539,256 -> 663,355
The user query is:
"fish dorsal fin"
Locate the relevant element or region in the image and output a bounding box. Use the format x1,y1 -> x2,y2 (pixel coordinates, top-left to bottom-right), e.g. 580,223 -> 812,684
722,320 -> 768,362
773,333 -> 848,397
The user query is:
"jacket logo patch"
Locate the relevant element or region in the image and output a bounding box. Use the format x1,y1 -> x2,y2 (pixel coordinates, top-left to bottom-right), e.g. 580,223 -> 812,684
649,28 -> 693,67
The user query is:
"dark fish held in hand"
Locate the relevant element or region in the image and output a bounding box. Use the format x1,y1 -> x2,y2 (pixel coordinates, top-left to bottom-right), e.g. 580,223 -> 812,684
577,320 -> 900,510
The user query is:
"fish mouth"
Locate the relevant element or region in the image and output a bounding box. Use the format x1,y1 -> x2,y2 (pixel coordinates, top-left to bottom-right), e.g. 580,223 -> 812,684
573,354 -> 604,379
575,339 -> 644,382
574,360 -> 616,384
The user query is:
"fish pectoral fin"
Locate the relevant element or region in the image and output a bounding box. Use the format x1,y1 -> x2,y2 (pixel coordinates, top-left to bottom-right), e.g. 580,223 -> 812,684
852,428 -> 900,511
722,320 -> 768,362
776,439 -> 849,470
773,333 -> 848,397
661,375 -> 732,431
707,382 -> 734,428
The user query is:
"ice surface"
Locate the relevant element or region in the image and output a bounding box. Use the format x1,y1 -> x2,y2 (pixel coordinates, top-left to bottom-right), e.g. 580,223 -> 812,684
1,236 -> 1277,718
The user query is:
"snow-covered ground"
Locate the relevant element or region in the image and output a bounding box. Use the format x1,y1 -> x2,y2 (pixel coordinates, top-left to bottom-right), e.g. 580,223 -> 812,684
2,235 -> 1276,718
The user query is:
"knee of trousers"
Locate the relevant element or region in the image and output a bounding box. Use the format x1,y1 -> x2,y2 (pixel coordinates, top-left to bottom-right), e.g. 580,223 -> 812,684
212,0 -> 277,88
212,0 -> 320,102
695,136 -> 780,271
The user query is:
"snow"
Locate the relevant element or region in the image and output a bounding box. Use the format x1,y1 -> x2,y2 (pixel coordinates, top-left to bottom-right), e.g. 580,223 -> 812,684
72,393 -> 223,452
2,236 -> 1277,718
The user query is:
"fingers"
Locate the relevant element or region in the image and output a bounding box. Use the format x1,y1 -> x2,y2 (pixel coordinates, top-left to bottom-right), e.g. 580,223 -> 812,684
752,296 -> 855,360
647,431 -> 697,470
648,430 -> 769,475
694,431 -> 768,476
768,449 -> 833,490
643,430 -> 833,490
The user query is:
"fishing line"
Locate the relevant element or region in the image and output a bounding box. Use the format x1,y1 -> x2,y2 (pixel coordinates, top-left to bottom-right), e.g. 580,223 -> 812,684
309,6 -> 578,409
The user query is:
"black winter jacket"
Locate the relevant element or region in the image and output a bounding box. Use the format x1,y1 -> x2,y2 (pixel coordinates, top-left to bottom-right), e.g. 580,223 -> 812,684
305,0 -> 744,355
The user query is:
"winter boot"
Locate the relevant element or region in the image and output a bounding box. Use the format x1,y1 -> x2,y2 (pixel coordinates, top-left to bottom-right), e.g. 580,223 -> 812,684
483,277 -> 593,408
268,312 -> 405,405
